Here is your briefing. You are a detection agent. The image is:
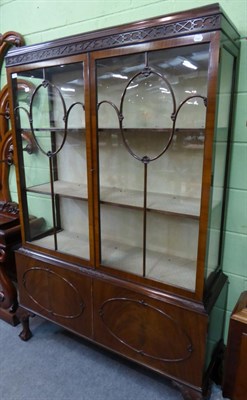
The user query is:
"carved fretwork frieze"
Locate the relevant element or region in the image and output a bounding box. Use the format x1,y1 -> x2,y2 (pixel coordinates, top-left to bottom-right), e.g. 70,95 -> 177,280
6,14 -> 221,67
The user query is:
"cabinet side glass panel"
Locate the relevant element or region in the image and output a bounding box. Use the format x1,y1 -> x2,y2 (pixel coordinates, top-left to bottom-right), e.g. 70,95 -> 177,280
97,43 -> 209,290
205,47 -> 235,278
12,62 -> 90,260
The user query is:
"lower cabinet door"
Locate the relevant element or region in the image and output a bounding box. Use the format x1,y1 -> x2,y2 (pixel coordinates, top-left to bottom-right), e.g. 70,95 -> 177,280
93,278 -> 208,388
16,251 -> 92,338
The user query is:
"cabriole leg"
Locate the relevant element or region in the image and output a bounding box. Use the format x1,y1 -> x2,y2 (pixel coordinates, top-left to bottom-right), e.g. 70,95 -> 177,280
17,307 -> 33,341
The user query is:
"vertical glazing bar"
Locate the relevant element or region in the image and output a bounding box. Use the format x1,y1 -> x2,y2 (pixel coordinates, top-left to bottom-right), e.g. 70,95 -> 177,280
143,162 -> 148,277
49,155 -> 58,250
145,52 -> 148,66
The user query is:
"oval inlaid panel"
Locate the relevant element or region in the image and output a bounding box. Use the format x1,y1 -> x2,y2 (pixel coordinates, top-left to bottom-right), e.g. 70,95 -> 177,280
23,267 -> 84,318
99,298 -> 193,362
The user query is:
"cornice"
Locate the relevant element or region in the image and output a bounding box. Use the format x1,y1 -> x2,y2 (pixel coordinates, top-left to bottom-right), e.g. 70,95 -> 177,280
5,13 -> 221,67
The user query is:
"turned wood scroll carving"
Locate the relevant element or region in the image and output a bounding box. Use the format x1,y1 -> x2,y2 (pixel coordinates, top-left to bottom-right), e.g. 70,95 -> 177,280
0,32 -> 24,324
0,31 -> 24,70
0,31 -> 24,202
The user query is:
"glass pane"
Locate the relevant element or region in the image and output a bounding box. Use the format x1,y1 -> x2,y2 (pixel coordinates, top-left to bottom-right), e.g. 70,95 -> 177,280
205,48 -> 235,278
12,62 -> 90,260
97,43 -> 209,291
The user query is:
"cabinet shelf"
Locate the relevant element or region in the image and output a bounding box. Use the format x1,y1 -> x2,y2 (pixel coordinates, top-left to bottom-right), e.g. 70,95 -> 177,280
30,229 -> 196,290
27,180 -> 200,218
20,127 -> 204,146
100,186 -> 200,218
27,181 -> 88,200
102,238 -> 196,291
31,230 -> 89,259
21,128 -> 85,134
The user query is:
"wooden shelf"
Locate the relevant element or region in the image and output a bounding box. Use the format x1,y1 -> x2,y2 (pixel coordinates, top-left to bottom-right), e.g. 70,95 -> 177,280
22,128 -> 204,134
27,181 -> 88,200
21,128 -> 85,133
27,180 -> 200,218
30,229 -> 196,290
100,186 -> 200,218
102,239 -> 196,291
30,230 -> 89,260
20,127 -> 204,150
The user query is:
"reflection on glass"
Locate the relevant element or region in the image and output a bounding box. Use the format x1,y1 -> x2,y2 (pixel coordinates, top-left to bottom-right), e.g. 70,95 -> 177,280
13,62 -> 90,260
97,44 -> 209,291
205,49 -> 235,278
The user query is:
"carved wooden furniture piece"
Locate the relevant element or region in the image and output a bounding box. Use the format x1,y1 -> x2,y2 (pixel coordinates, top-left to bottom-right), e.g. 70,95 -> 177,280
0,201 -> 20,325
6,4 -> 239,399
223,291 -> 247,400
0,31 -> 24,325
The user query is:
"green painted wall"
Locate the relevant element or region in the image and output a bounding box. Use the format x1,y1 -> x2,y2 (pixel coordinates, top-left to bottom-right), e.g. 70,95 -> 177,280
1,0 -> 246,342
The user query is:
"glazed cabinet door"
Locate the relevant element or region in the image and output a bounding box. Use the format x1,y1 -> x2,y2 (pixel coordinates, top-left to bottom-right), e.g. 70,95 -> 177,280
93,39 -> 212,294
11,57 -> 93,263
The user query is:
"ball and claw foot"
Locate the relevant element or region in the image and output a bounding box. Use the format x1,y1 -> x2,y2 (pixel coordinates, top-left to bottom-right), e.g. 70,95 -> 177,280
17,308 -> 34,341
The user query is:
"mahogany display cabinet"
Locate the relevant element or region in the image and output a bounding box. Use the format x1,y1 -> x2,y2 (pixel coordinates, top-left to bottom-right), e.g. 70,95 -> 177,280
5,4 -> 240,399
